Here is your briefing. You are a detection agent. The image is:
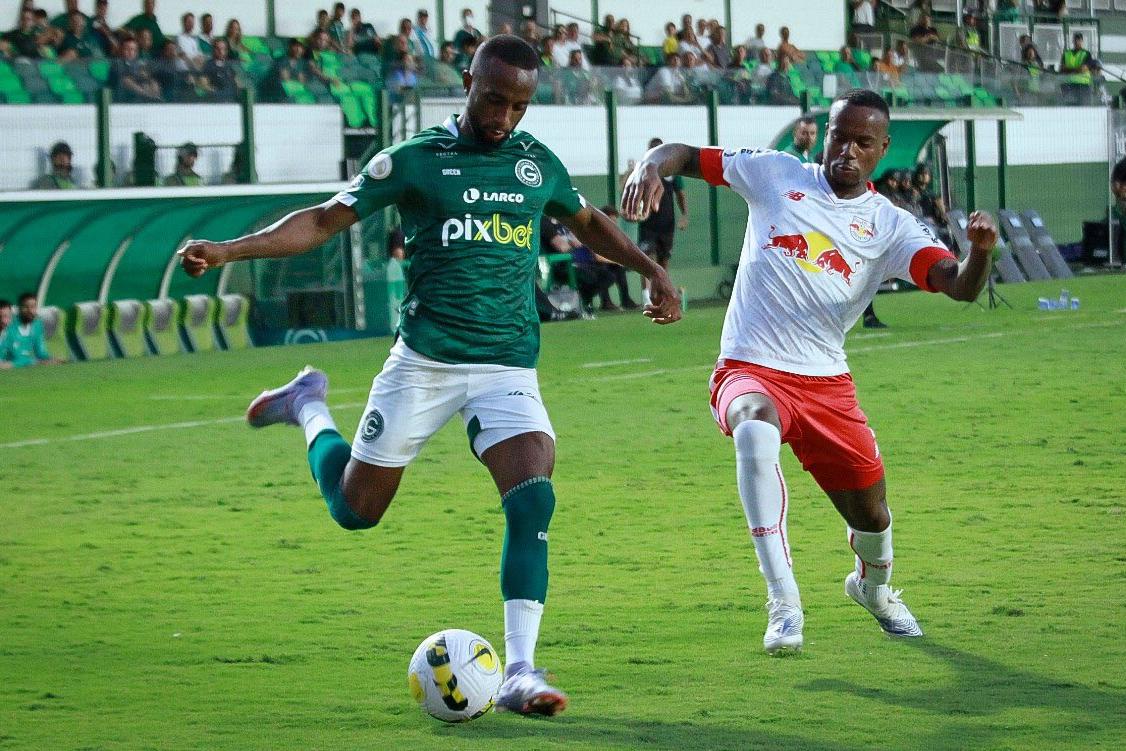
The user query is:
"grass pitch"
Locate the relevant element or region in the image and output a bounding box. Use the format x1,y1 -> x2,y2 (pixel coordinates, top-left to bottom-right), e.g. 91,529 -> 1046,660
2,276 -> 1124,750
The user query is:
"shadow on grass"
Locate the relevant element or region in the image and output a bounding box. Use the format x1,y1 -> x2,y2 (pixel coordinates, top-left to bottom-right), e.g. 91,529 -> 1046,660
797,640 -> 1125,747
433,714 -> 867,751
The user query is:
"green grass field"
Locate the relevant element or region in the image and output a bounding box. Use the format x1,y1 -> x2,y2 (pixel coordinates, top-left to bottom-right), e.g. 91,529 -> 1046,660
2,276 -> 1124,750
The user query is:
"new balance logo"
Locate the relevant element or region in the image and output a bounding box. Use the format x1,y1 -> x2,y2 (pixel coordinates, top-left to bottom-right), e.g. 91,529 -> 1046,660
784,191 -> 805,201
751,524 -> 781,537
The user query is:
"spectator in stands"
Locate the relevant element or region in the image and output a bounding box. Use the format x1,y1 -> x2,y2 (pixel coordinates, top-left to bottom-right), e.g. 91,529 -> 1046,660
0,300 -> 11,339
995,0 -> 1021,23
662,22 -> 679,57
198,13 -> 215,56
312,8 -> 331,36
346,8 -> 379,56
453,8 -> 482,54
454,34 -> 478,71
199,37 -> 239,102
611,19 -> 638,66
561,49 -> 597,104
111,37 -> 162,102
767,52 -> 799,104
0,293 -> 61,369
220,148 -> 247,184
414,9 -> 436,58
89,0 -> 117,57
645,52 -> 692,104
1019,35 -> 1043,66
137,27 -> 156,59
433,42 -> 463,86
270,37 -> 307,99
124,0 -> 165,50
744,23 -> 767,59
590,16 -> 613,65
708,26 -> 732,69
1038,0 -> 1068,19
784,116 -> 818,163
57,11 -> 96,61
678,26 -> 704,59
329,3 -> 348,53
751,47 -> 774,92
695,18 -> 712,56
777,26 -> 805,64
838,45 -> 861,70
307,29 -> 342,87
391,17 -> 418,59
956,11 -> 985,55
1060,33 -> 1093,105
386,50 -> 418,101
33,141 -> 78,189
680,14 -> 693,38
893,39 -> 913,68
550,26 -> 571,68
908,12 -> 941,64
851,0 -> 877,34
875,48 -> 902,85
1111,157 -> 1126,213
30,8 -> 58,49
725,46 -> 755,103
1016,42 -> 1044,99
224,19 -> 250,63
912,163 -> 949,240
50,0 -> 86,31
560,22 -> 587,69
2,8 -> 44,58
176,12 -> 204,71
610,56 -> 643,103
163,142 -> 202,186
520,19 -> 542,51
152,38 -> 190,100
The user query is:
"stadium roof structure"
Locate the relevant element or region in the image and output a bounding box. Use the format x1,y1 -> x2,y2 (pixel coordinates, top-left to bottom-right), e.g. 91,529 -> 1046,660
771,107 -> 1024,211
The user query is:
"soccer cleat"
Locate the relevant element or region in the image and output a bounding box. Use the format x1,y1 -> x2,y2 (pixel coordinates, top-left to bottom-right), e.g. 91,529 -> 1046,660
763,598 -> 804,655
245,365 -> 328,428
845,572 -> 924,638
494,667 -> 568,717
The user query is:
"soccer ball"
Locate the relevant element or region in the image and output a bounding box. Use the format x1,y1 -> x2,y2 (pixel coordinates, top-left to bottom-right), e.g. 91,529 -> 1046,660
407,629 -> 503,723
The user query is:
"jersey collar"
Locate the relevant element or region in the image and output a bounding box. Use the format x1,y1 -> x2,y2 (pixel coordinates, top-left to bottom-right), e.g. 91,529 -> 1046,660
814,165 -> 878,206
443,113 -> 528,147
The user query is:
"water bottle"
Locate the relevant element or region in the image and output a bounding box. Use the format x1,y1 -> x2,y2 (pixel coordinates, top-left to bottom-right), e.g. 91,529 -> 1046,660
1038,297 -> 1051,310
1058,289 -> 1070,310
1070,298 -> 1080,310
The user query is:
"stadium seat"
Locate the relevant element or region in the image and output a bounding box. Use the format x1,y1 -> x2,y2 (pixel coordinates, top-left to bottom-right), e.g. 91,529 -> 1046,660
88,58 -> 110,83
215,294 -> 253,350
179,294 -> 218,352
68,301 -> 111,361
37,305 -> 72,362
144,298 -> 184,355
108,299 -> 148,357
243,36 -> 270,56
1020,210 -> 1073,279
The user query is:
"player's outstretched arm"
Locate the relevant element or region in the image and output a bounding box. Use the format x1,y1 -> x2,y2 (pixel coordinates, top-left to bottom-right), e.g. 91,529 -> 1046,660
178,199 -> 359,278
927,211 -> 998,302
559,206 -> 682,324
621,143 -> 702,222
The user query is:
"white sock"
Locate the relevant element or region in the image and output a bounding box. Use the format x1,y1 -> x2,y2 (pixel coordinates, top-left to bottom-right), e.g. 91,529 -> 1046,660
297,400 -> 336,447
848,516 -> 893,586
733,420 -> 800,602
503,598 -> 544,674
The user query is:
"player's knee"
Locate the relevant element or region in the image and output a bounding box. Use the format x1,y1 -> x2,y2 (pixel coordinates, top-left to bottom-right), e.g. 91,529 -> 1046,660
732,419 -> 782,464
329,485 -> 391,531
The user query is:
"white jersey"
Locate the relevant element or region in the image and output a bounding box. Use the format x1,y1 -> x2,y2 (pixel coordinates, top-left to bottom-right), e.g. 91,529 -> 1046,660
700,147 -> 954,376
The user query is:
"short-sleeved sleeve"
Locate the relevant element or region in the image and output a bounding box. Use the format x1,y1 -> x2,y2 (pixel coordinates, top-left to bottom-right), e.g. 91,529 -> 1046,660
699,147 -> 789,204
885,214 -> 957,293
331,149 -> 407,219
543,151 -> 586,219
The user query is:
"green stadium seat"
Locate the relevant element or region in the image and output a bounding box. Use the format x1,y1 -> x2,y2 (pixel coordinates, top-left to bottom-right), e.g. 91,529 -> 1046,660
281,78 -> 316,104
243,36 -> 270,56
88,58 -> 110,82
68,301 -> 111,361
338,93 -> 365,128
108,299 -> 148,357
3,90 -> 31,104
179,294 -> 218,352
37,305 -> 72,362
143,298 -> 184,355
215,294 -> 252,349
38,60 -> 64,79
356,53 -> 382,72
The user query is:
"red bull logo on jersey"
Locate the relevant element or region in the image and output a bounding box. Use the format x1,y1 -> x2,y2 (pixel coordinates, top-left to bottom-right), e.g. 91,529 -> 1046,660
761,226 -> 860,285
441,213 -> 534,250
849,217 -> 876,242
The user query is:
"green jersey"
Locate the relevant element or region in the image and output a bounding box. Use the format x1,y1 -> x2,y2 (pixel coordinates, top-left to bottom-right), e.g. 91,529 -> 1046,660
0,319 -> 50,368
336,115 -> 586,368
783,144 -> 813,164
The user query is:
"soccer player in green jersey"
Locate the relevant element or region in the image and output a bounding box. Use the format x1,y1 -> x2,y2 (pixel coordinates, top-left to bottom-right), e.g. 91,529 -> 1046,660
178,36 -> 680,717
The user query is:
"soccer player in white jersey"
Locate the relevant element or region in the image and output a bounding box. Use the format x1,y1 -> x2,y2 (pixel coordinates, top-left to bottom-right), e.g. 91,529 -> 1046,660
621,89 -> 999,653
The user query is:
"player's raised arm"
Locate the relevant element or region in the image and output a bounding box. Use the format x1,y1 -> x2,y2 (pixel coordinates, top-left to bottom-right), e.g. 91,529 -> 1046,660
178,199 -> 359,277
558,205 -> 682,324
925,211 -> 998,302
621,143 -> 703,222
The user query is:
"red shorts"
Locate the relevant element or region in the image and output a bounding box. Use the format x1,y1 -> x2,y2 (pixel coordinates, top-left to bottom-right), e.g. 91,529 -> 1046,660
709,359 -> 884,492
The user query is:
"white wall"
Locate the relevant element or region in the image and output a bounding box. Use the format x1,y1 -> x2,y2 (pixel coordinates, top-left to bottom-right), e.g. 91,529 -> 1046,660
943,107 -> 1108,167
254,104 -> 343,182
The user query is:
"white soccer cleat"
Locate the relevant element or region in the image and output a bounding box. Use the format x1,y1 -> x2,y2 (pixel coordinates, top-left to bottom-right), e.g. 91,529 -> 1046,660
494,667 -> 568,717
245,365 -> 328,428
763,598 -> 804,655
845,572 -> 924,638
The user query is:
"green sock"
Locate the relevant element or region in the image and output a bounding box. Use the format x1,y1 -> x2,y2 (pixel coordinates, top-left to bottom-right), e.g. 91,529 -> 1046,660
307,430 -> 376,531
500,476 -> 555,602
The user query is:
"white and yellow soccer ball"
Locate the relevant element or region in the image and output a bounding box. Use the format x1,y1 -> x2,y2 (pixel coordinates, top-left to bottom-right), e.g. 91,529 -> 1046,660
407,629 -> 503,723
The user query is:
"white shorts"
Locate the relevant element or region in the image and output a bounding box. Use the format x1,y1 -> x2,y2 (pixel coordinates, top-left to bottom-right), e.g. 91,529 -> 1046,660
350,340 -> 555,467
